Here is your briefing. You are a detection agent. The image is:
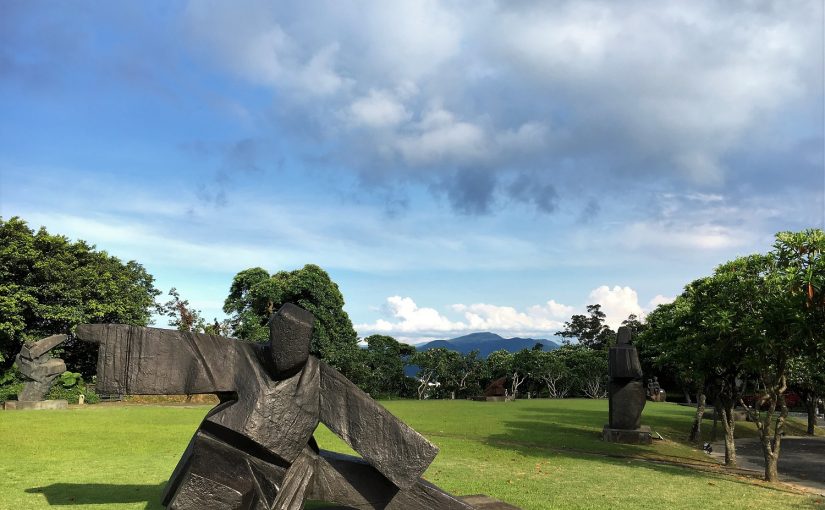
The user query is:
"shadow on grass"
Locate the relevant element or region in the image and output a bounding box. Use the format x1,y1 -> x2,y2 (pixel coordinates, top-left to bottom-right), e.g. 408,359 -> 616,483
26,482 -> 167,509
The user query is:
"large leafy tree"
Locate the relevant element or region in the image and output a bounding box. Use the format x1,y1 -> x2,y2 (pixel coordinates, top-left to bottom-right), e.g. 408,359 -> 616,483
410,347 -> 458,400
637,294 -> 712,443
222,264 -> 360,374
737,230 -> 825,481
556,344 -> 608,398
0,217 -> 160,376
359,334 -> 415,397
555,304 -> 616,350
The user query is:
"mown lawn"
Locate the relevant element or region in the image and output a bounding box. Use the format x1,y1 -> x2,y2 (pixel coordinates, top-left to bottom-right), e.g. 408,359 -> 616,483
0,399 -> 820,510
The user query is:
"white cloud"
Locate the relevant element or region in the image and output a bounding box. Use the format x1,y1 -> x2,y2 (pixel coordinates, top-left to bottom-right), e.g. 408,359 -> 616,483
348,89 -> 410,128
587,285 -> 644,330
362,296 -> 465,334
620,222 -> 749,251
356,296 -> 574,341
647,294 -> 675,309
452,303 -> 565,333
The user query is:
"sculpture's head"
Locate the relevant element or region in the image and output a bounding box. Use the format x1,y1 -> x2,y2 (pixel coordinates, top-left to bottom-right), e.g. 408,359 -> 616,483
267,303 -> 315,380
616,326 -> 632,345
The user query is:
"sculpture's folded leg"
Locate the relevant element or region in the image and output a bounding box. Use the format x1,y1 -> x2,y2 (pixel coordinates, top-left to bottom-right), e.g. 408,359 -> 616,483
270,446 -> 317,510
308,450 -> 474,510
163,430 -> 287,510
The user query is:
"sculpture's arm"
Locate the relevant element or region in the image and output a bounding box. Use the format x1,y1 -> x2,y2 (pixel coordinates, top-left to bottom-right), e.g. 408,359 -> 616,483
76,324 -> 242,395
318,361 -> 438,489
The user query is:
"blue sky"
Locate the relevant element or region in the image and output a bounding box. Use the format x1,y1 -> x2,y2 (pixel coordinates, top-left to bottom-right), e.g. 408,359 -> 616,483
2,1 -> 823,343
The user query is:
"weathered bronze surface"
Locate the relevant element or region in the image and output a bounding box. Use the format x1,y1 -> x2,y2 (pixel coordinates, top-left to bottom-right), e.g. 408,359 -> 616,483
77,304 -> 473,510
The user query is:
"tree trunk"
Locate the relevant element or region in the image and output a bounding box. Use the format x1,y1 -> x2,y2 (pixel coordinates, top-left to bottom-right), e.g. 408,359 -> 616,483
711,396 -> 720,442
764,452 -> 779,482
719,396 -> 736,466
805,393 -> 818,436
689,392 -> 706,443
683,388 -> 693,405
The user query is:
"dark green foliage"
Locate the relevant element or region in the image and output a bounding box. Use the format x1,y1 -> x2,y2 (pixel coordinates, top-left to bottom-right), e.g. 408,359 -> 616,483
554,304 -> 616,350
357,335 -> 414,397
0,217 -> 161,376
553,344 -> 608,398
0,366 -> 22,403
223,264 -> 360,375
46,370 -> 99,404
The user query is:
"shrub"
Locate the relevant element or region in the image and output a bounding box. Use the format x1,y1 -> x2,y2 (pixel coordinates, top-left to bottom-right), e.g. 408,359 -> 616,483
0,366 -> 22,402
46,371 -> 100,404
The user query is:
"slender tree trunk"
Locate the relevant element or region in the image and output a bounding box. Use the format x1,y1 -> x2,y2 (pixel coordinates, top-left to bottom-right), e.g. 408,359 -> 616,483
719,394 -> 737,466
805,392 -> 818,436
741,376 -> 788,483
683,388 -> 693,405
689,392 -> 706,443
757,401 -> 782,482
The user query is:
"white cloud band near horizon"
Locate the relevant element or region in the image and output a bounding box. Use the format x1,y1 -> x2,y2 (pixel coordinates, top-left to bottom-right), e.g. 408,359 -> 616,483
355,287 -> 673,343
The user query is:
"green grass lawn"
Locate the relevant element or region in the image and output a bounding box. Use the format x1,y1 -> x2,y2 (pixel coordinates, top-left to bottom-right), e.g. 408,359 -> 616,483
0,400 -> 821,510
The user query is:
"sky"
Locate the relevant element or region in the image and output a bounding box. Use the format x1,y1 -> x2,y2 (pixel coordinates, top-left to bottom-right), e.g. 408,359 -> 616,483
1,1 -> 823,343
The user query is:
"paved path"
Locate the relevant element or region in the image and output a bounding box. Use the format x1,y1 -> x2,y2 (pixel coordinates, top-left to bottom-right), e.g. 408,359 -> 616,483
711,436 -> 825,495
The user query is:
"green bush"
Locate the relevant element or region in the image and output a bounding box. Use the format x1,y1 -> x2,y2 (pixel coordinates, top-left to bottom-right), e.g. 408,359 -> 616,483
46,371 -> 100,404
0,367 -> 22,403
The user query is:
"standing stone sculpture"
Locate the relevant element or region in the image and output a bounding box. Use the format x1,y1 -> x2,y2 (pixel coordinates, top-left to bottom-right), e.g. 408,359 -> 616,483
602,326 -> 650,444
76,304 -> 478,510
5,334 -> 69,410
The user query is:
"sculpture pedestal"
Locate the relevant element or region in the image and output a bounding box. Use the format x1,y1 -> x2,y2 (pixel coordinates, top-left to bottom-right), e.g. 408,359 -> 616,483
3,399 -> 68,410
602,425 -> 651,444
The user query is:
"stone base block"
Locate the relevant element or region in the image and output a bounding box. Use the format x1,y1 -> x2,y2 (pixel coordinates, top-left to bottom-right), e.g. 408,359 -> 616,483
602,425 -> 651,444
4,400 -> 68,411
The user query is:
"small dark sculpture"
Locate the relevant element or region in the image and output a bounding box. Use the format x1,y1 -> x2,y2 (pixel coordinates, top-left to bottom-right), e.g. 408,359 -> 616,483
15,334 -> 67,401
483,377 -> 507,397
646,376 -> 667,402
603,326 -> 650,444
77,304 -> 473,510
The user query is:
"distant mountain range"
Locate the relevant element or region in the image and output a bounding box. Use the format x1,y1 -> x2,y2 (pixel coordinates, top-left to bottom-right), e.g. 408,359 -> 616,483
404,332 -> 560,377
418,332 -> 560,357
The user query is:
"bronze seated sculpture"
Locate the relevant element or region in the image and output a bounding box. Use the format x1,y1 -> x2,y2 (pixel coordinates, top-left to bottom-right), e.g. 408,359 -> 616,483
77,304 -> 473,510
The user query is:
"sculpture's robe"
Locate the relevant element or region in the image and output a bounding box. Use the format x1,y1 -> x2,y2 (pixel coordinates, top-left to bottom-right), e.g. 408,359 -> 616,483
76,325 -> 469,510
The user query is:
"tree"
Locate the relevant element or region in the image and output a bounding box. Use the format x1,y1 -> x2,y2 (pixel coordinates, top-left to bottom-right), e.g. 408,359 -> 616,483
788,354 -> 825,435
510,348 -> 540,398
773,229 -> 825,438
0,217 -> 161,377
486,349 -> 513,381
554,344 -> 608,398
360,334 -> 414,397
410,348 -> 458,400
534,350 -> 571,398
555,304 -> 616,350
621,314 -> 646,337
161,288 -> 229,335
638,294 -> 713,444
736,230 -> 825,481
222,264 -> 360,376
451,350 -> 485,399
